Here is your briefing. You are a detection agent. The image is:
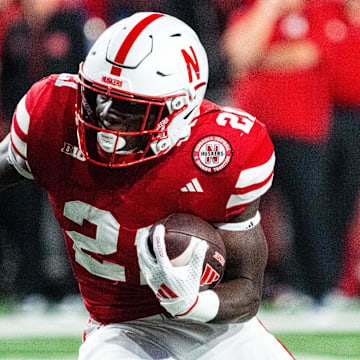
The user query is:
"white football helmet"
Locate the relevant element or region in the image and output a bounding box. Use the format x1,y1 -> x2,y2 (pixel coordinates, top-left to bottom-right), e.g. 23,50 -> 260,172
76,12 -> 208,167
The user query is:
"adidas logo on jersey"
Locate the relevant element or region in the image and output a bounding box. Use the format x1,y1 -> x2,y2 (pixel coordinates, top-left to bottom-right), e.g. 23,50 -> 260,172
181,178 -> 203,192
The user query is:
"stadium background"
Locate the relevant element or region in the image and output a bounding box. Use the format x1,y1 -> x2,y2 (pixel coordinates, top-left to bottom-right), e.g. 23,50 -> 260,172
0,0 -> 359,359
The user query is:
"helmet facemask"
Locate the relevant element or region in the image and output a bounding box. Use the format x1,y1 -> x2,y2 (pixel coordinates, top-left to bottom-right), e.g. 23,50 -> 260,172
75,75 -> 180,168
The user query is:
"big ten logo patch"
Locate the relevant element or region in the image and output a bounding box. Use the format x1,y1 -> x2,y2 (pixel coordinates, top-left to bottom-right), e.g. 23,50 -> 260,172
61,142 -> 86,162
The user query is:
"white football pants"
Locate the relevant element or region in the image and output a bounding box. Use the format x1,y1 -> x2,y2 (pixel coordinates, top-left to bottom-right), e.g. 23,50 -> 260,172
79,315 -> 294,360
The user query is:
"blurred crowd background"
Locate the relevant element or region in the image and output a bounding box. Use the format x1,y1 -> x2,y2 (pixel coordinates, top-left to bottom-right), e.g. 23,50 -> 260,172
0,0 -> 360,314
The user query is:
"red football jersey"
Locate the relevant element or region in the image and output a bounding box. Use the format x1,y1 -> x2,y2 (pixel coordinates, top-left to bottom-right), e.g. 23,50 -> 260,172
9,74 -> 275,323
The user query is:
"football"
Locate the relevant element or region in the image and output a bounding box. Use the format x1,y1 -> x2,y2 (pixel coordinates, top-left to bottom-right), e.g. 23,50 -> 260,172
149,213 -> 226,290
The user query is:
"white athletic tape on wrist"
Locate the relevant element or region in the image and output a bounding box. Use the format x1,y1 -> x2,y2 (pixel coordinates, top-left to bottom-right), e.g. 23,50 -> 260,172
213,211 -> 261,231
176,290 -> 220,322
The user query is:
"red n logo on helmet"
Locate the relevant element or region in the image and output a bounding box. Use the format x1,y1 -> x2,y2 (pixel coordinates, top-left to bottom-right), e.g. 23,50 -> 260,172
181,46 -> 200,83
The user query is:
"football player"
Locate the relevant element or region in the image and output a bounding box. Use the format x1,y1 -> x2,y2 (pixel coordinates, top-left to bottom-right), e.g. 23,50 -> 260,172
0,12 -> 294,359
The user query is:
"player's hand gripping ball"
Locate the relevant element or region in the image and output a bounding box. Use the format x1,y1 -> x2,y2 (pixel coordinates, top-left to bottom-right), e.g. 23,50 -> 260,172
148,213 -> 226,290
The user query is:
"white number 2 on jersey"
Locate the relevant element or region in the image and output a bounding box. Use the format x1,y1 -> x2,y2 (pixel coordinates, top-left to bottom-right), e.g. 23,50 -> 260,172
216,108 -> 255,134
64,201 -> 127,282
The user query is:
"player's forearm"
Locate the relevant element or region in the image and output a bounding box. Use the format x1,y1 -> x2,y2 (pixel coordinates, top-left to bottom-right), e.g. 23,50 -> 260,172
213,224 -> 268,322
213,277 -> 262,323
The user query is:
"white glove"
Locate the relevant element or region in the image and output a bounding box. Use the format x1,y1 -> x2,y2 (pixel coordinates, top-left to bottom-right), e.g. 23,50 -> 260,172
136,224 -> 208,317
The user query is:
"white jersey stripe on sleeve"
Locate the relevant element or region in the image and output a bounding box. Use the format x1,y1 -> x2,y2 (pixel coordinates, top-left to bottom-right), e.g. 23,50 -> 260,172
235,152 -> 275,188
15,95 -> 30,135
6,134 -> 34,180
7,93 -> 33,180
10,123 -> 28,158
226,174 -> 274,208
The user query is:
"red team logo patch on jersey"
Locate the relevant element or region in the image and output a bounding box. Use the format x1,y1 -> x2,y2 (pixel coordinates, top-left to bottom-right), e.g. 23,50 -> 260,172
193,136 -> 232,173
